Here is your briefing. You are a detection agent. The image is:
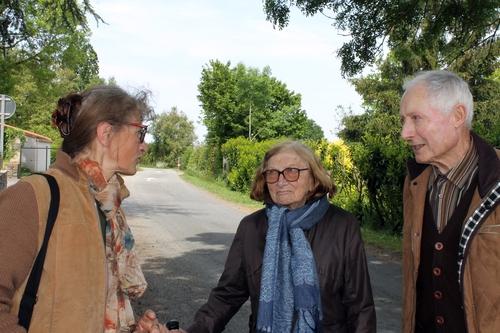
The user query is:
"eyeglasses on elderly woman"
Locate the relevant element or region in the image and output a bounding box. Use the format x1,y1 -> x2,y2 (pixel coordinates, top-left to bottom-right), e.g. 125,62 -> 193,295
263,167 -> 309,184
125,122 -> 148,143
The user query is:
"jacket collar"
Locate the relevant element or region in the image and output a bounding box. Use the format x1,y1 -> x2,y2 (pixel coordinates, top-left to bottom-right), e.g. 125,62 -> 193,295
407,132 -> 499,198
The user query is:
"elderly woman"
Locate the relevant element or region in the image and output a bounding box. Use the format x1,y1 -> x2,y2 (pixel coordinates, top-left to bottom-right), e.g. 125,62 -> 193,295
137,140 -> 376,333
0,85 -> 152,332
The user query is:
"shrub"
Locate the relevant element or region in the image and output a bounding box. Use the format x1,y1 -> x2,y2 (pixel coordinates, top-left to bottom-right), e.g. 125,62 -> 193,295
222,137 -> 280,192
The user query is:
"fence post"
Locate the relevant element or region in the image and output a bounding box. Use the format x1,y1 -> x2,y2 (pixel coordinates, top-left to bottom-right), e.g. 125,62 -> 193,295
18,146 -> 22,178
0,170 -> 6,190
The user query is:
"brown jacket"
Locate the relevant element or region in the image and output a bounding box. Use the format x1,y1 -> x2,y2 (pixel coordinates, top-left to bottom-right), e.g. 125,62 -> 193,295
402,133 -> 500,333
0,151 -> 114,332
188,204 -> 376,333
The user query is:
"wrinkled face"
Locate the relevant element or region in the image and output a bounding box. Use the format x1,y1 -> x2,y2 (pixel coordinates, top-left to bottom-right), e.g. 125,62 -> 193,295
265,151 -> 314,209
110,116 -> 148,175
400,85 -> 463,172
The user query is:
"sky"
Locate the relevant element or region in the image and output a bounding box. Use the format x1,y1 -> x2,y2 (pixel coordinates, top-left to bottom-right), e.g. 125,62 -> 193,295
88,0 -> 364,142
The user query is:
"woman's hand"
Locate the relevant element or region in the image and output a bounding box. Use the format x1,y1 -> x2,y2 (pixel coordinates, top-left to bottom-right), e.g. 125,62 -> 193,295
134,309 -> 168,333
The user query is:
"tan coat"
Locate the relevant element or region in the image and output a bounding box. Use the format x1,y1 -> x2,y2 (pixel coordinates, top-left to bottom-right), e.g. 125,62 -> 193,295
402,134 -> 500,333
2,151 -> 107,332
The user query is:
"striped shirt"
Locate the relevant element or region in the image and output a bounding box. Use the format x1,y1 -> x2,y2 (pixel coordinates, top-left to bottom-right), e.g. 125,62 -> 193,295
428,137 -> 479,232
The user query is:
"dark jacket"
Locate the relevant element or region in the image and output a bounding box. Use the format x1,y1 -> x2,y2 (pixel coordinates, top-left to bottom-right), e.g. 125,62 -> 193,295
402,132 -> 500,333
187,204 -> 376,333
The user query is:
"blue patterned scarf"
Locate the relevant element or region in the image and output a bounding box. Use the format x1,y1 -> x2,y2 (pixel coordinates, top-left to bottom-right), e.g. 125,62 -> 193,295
256,195 -> 329,333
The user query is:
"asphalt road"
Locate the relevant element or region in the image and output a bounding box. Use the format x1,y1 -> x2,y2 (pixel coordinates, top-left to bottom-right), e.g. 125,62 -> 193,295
124,168 -> 402,332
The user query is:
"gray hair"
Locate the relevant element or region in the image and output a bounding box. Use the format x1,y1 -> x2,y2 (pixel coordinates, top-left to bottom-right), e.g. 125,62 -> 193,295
402,70 -> 474,128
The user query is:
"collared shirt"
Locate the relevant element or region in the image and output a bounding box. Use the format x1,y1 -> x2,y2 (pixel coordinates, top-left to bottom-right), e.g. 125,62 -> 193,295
428,137 -> 479,232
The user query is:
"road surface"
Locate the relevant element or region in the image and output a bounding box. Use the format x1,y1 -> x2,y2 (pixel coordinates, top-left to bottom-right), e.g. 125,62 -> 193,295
124,168 -> 402,332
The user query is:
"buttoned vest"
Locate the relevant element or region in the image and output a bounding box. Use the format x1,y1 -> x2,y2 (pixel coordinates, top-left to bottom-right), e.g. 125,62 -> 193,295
415,175 -> 477,332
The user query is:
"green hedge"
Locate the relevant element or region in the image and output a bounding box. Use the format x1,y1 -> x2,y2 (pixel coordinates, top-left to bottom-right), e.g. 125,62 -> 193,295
221,137 -> 283,192
183,136 -> 411,234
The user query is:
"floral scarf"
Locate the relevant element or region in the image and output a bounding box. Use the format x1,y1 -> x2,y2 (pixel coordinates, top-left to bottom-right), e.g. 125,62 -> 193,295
78,160 -> 147,333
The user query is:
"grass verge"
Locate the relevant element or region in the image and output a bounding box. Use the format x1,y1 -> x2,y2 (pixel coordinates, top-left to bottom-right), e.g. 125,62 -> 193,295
180,171 -> 401,256
360,227 -> 402,256
180,172 -> 263,210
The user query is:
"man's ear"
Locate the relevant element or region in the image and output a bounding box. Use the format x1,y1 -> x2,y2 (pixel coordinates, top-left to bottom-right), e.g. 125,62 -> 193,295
452,104 -> 467,128
96,122 -> 114,146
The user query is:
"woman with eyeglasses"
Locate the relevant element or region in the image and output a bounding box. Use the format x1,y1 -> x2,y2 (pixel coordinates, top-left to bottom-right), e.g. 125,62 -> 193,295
0,85 -> 153,332
136,140 -> 375,333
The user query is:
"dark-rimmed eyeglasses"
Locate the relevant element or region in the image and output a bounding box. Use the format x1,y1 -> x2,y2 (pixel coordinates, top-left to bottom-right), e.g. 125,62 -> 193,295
125,122 -> 148,143
263,167 -> 309,184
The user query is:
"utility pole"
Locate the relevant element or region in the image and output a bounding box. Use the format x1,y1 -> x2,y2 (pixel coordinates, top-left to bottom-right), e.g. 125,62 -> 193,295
248,104 -> 252,140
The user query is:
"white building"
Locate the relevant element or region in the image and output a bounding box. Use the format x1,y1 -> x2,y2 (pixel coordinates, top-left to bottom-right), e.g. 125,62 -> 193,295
4,124 -> 53,173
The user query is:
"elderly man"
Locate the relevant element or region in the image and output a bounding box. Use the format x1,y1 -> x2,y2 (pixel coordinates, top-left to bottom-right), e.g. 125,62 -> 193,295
399,70 -> 499,333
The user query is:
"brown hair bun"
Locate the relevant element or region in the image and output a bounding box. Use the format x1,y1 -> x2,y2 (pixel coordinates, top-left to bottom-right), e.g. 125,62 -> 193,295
51,93 -> 82,137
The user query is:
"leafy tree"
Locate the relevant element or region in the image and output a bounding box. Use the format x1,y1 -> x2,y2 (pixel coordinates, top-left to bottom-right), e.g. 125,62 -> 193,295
337,111 -> 369,142
198,60 -> 324,176
266,105 -> 324,140
1,0 -> 102,90
471,68 -> 500,147
263,0 -> 499,77
1,0 -> 101,58
198,60 -> 324,143
146,107 -> 196,167
350,113 -> 411,232
198,60 -> 237,145
1,0 -> 103,150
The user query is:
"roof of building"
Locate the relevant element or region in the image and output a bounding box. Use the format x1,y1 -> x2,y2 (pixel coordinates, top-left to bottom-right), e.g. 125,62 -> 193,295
4,124 -> 53,144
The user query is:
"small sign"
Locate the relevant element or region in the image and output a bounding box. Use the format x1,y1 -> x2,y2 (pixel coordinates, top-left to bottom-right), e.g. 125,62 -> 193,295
0,95 -> 16,119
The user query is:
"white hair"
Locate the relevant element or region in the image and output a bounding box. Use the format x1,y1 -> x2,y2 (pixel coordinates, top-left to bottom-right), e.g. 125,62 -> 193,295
402,70 -> 474,128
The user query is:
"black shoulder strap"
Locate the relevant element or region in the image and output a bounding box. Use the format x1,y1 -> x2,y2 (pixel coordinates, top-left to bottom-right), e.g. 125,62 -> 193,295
18,174 -> 60,330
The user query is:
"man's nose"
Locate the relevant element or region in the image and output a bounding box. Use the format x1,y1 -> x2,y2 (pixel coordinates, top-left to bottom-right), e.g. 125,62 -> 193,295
400,120 -> 413,140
